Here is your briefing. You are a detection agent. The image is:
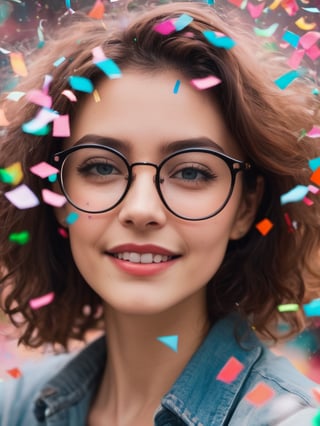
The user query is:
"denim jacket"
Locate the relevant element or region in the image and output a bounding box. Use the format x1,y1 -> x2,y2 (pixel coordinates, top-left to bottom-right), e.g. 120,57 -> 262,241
0,313 -> 318,426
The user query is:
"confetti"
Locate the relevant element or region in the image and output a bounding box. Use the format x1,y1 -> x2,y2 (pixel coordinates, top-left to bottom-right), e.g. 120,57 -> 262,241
191,75 -> 222,90
53,56 -> 66,67
299,32 -> 320,50
4,184 -> 40,209
203,30 -> 236,49
173,80 -> 181,94
216,356 -> 244,383
295,17 -> 317,31
253,23 -> 279,38
69,76 -> 94,93
88,0 -> 105,19
245,382 -> 275,406
30,162 -> 59,179
53,114 -> 70,137
9,52 -> 28,77
95,59 -> 122,79
22,108 -> 58,135
65,211 -> 79,225
0,109 -> 9,126
1,162 -> 23,185
93,89 -> 101,102
307,126 -> 320,138
287,49 -> 304,70
6,91 -> 25,101
277,303 -> 299,312
308,184 -> 320,194
283,212 -> 294,232
153,20 -> 176,35
174,14 -> 193,31
247,2 -> 265,19
313,410 -> 320,426
26,89 -> 52,108
274,70 -> 301,90
255,218 -> 274,236
282,30 -> 300,48
303,298 -> 320,317
58,227 -> 69,238
310,168 -> 320,186
29,292 -> 55,310
6,368 -> 22,379
280,185 -> 309,205
312,388 -> 320,403
157,335 -> 178,352
9,231 -> 30,245
41,189 -> 67,207
281,0 -> 299,17
37,19 -> 45,48
303,196 -> 314,206
62,90 -> 77,102
92,46 -> 106,63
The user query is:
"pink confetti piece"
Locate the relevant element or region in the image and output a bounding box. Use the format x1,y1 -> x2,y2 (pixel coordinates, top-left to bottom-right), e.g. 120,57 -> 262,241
303,196 -> 314,206
305,44 -> 320,61
58,227 -> 69,238
41,189 -> 67,207
62,90 -> 77,102
153,20 -> 176,35
281,0 -> 299,16
26,89 -> 52,108
299,31 -> 320,50
29,292 -> 55,310
247,2 -> 265,19
308,185 -> 320,194
216,356 -> 244,383
287,49 -> 304,70
53,114 -> 70,137
191,75 -> 222,90
245,382 -> 275,406
92,46 -> 106,63
30,162 -> 59,179
307,126 -> 320,138
4,184 -> 40,209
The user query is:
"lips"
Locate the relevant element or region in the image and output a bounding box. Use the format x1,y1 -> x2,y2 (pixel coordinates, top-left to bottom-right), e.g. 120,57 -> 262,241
106,244 -> 179,264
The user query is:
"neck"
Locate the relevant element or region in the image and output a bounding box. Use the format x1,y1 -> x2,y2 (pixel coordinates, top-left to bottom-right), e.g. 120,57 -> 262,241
92,292 -> 209,423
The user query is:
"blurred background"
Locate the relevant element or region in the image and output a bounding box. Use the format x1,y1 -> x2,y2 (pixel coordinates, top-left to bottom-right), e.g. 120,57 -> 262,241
0,0 -> 320,383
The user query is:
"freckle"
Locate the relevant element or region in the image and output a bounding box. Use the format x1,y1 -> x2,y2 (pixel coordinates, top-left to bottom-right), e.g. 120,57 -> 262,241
88,215 -> 92,219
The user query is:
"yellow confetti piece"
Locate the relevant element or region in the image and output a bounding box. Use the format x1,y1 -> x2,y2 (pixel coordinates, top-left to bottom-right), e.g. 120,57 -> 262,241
93,89 -> 101,102
295,17 -> 317,31
277,303 -> 299,312
268,0 -> 282,10
10,52 -> 28,77
5,162 -> 23,185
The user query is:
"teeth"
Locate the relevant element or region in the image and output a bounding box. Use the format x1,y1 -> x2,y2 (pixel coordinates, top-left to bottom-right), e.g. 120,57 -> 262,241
112,252 -> 171,264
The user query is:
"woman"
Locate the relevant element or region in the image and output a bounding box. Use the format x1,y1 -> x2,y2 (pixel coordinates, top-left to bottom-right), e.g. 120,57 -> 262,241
0,2 -> 320,425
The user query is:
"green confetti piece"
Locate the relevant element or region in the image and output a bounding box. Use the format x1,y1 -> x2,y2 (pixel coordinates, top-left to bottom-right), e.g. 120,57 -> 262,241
9,231 -> 30,245
254,23 -> 279,38
0,169 -> 15,184
22,123 -> 51,136
277,304 -> 299,313
312,409 -> 320,426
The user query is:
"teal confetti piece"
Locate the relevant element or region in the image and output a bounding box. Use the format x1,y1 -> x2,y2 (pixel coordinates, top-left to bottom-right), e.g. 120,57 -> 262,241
157,335 -> 178,352
9,231 -> 30,245
95,59 -> 122,79
22,123 -> 51,136
303,298 -> 320,317
207,0 -> 215,4
53,57 -> 66,67
203,30 -> 236,49
173,80 -> 181,94
174,14 -> 193,31
0,169 -> 14,184
280,185 -> 309,205
69,76 -> 94,93
312,88 -> 319,96
65,0 -> 71,8
65,211 -> 79,225
302,7 -> 320,13
253,23 -> 279,38
309,157 -> 320,171
312,409 -> 320,426
282,30 -> 300,48
274,70 -> 300,90
48,173 -> 57,183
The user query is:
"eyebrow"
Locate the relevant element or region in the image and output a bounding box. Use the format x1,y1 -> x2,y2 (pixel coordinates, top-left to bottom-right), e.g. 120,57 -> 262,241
72,134 -> 225,155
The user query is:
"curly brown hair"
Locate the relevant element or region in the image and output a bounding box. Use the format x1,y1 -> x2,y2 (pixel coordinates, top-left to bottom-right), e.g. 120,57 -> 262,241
1,2 -> 320,349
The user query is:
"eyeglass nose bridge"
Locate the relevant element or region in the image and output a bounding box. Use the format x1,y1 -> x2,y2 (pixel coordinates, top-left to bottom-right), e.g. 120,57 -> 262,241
128,161 -> 162,184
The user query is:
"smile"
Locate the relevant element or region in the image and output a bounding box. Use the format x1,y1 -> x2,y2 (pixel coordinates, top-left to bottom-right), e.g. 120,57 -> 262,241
110,252 -> 174,264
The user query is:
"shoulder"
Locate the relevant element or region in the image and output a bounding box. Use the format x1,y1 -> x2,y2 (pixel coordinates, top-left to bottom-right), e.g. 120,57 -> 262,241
0,352 -> 73,426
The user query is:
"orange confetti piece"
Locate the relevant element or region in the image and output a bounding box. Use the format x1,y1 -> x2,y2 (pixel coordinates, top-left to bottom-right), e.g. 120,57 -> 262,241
255,218 -> 274,236
6,368 -> 22,379
310,168 -> 320,186
245,382 -> 275,406
0,108 -> 9,126
10,52 -> 28,77
312,387 -> 320,403
88,0 -> 105,19
216,356 -> 244,383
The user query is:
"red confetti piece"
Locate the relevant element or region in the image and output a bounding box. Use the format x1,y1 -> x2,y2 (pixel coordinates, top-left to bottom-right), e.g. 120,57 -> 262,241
58,227 -> 69,238
216,356 -> 244,383
255,218 -> 274,236
6,368 -> 22,379
284,212 -> 294,232
29,292 -> 55,310
245,382 -> 275,406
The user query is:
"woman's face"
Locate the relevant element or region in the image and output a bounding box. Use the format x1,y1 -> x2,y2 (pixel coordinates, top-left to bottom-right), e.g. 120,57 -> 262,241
56,69 -> 258,316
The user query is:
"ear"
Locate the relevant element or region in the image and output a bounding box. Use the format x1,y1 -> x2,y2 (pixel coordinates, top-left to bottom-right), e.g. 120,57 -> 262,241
229,176 -> 264,240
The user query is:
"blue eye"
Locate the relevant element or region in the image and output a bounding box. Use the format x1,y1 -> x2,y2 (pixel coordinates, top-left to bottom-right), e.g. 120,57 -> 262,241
173,167 -> 215,181
93,164 -> 115,175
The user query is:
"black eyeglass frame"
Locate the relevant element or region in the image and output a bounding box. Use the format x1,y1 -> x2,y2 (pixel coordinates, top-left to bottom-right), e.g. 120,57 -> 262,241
51,144 -> 252,221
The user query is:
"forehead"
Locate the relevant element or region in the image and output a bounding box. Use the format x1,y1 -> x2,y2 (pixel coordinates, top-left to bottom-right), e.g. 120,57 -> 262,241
68,69 -> 242,158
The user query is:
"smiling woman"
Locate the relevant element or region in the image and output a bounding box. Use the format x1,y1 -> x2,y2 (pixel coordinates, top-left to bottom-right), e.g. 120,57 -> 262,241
0,2 -> 320,426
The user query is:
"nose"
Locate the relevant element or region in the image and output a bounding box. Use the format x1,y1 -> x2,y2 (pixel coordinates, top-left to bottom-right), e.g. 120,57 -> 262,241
117,166 -> 167,230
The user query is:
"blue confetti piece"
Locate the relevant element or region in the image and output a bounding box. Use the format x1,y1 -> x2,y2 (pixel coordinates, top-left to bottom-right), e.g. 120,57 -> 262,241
274,70 -> 300,90
54,57 -> 66,67
303,299 -> 320,317
309,157 -> 320,171
48,174 -> 57,183
280,185 -> 309,205
157,335 -> 178,352
174,14 -> 193,31
173,80 -> 181,94
65,0 -> 71,9
282,30 -> 300,48
207,0 -> 215,4
69,76 -> 94,93
203,30 -> 236,49
65,211 -> 79,225
95,59 -> 122,79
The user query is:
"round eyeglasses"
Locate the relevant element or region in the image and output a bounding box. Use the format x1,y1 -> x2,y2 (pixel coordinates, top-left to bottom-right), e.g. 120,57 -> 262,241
51,144 -> 252,221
